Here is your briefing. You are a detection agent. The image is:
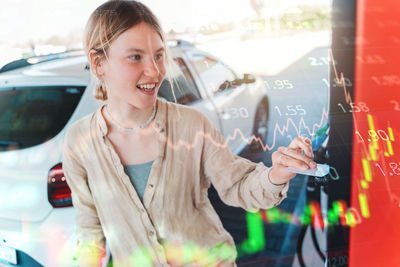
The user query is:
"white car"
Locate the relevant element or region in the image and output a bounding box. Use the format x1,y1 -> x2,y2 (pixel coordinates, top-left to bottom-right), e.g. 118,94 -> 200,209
0,40 -> 270,266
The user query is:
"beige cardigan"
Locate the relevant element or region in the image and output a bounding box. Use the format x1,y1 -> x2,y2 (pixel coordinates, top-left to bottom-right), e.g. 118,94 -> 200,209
62,98 -> 289,267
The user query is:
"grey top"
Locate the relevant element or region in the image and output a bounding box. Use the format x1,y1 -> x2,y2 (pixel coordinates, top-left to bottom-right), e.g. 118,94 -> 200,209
123,160 -> 154,201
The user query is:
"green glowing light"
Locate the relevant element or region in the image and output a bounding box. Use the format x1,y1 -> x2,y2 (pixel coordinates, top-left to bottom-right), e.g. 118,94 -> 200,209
388,126 -> 394,141
362,158 -> 372,182
359,193 -> 370,218
328,208 -> 339,225
266,207 -> 280,223
369,144 -> 377,161
329,201 -> 343,225
129,246 -> 153,266
367,114 -> 379,150
361,180 -> 369,189
346,211 -> 356,227
387,140 -> 394,155
300,205 -> 311,225
238,210 -> 265,256
182,242 -> 193,264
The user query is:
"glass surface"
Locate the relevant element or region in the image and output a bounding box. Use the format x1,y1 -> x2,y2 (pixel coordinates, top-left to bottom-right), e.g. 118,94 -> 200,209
190,53 -> 237,96
158,57 -> 201,104
0,86 -> 84,151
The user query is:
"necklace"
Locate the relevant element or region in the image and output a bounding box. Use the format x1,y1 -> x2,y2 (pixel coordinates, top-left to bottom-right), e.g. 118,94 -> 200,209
104,103 -> 156,133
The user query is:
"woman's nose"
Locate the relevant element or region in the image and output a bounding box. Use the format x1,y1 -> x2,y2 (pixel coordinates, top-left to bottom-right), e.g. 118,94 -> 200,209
143,58 -> 159,77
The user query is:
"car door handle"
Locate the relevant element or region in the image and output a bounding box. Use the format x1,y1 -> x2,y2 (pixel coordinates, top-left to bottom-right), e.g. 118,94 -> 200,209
218,108 -> 231,120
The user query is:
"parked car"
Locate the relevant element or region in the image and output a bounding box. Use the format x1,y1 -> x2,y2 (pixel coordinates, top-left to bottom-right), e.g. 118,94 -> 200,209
0,40 -> 270,266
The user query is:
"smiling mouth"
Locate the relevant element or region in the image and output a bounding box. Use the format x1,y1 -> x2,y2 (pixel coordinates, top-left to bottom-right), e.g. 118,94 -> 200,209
136,83 -> 157,92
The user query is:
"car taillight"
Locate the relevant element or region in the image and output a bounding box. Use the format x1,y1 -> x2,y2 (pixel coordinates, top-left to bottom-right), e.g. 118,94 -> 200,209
47,163 -> 72,207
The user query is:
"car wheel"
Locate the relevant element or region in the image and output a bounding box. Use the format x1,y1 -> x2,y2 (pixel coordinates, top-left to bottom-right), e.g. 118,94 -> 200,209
249,100 -> 269,152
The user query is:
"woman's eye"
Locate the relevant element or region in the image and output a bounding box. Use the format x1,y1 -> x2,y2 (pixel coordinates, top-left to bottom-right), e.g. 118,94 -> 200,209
129,55 -> 141,61
155,54 -> 163,60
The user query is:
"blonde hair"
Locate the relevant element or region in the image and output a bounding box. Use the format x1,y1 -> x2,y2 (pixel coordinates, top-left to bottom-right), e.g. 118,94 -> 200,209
83,0 -> 178,102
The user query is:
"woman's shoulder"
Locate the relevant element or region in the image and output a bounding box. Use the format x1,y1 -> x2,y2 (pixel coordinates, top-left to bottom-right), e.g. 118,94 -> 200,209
64,110 -> 97,142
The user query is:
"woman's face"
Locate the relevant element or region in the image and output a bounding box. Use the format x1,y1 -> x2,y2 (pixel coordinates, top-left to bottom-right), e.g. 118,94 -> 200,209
98,22 -> 166,109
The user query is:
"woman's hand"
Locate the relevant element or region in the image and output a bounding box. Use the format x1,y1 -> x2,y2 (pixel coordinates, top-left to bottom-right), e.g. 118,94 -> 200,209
268,136 -> 316,185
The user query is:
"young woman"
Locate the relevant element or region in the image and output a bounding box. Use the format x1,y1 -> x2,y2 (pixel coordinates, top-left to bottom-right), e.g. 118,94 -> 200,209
62,1 -> 316,266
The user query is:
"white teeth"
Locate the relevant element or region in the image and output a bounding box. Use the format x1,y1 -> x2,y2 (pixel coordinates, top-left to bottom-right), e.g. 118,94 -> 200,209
137,83 -> 156,91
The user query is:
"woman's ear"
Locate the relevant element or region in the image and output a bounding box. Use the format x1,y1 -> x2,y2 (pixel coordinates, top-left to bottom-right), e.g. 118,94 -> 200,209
88,49 -> 105,77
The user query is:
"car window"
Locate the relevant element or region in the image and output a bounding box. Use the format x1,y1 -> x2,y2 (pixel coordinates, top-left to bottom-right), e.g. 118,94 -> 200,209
158,57 -> 201,105
190,54 -> 238,97
0,86 -> 85,151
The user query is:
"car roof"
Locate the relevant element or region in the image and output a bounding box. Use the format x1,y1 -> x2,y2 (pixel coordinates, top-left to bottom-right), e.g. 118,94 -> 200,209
0,40 -> 194,88
0,55 -> 90,87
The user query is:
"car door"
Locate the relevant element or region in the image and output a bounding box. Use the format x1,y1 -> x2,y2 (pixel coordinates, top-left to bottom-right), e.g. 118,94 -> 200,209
184,51 -> 256,154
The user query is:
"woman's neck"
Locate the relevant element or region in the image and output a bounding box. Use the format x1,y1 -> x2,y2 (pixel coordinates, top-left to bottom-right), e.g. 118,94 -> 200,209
104,100 -> 156,131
